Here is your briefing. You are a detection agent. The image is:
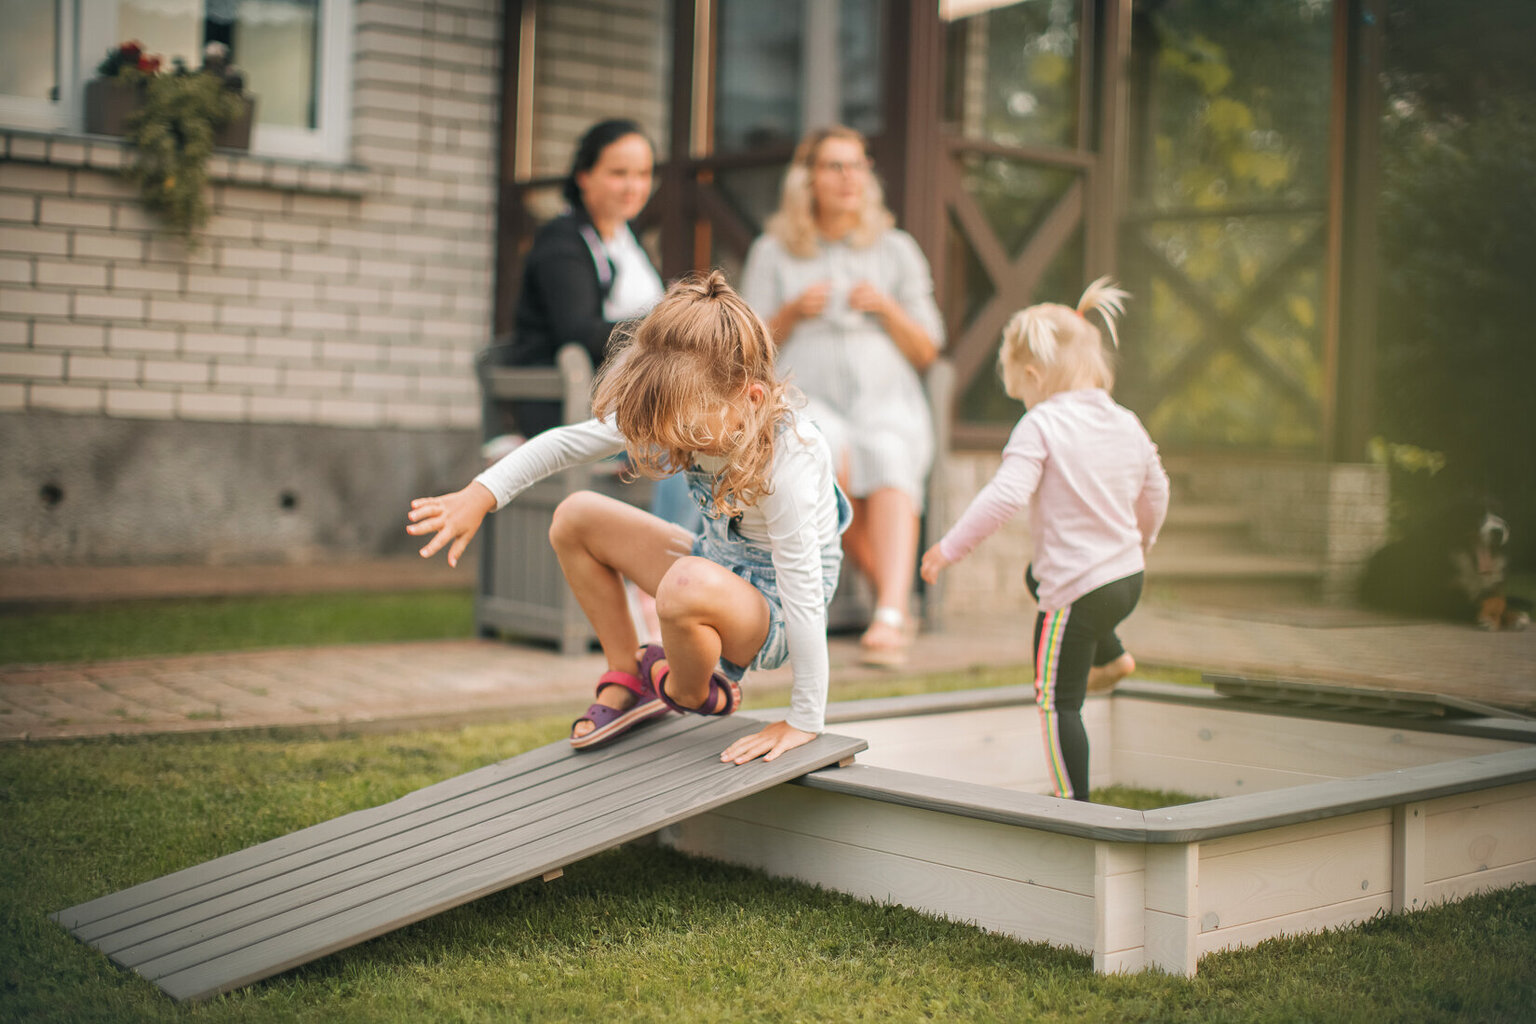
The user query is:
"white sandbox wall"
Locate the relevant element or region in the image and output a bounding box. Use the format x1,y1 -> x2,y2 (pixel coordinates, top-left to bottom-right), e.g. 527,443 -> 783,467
661,683 -> 1536,975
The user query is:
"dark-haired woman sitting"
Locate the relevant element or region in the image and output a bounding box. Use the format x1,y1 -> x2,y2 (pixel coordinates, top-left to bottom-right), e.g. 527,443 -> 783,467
501,119 -> 665,440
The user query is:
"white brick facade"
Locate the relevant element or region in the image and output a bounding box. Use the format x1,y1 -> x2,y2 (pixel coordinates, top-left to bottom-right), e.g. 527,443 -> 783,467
0,0 -> 498,437
1,0 -> 501,564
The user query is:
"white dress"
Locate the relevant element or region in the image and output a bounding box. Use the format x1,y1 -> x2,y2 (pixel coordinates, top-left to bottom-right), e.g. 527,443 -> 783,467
739,229 -> 945,507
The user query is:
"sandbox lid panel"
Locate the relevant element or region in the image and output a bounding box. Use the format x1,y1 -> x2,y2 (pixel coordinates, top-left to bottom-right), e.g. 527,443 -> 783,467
52,716 -> 865,1002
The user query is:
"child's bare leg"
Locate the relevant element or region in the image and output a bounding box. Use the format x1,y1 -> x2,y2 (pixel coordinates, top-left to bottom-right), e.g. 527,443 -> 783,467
1087,652 -> 1135,694
653,556 -> 770,709
548,491 -> 693,736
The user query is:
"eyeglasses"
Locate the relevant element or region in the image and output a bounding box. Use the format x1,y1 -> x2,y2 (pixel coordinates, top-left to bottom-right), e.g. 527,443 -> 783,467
812,159 -> 870,176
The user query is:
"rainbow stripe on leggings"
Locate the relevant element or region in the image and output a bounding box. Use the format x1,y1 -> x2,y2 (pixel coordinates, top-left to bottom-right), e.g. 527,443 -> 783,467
1035,607 -> 1072,799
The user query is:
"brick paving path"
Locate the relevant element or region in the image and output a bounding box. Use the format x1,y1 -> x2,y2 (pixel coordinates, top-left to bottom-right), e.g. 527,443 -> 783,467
3,588 -> 1531,741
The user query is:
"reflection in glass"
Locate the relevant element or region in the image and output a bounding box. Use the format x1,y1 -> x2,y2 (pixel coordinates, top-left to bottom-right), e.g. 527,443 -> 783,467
0,0 -> 57,100
714,0 -> 883,155
209,0 -> 319,129
960,153 -> 1076,259
116,0 -> 204,72
715,0 -> 803,152
714,164 -> 784,237
958,229 -> 1083,425
943,0 -> 1080,150
1121,0 -> 1332,451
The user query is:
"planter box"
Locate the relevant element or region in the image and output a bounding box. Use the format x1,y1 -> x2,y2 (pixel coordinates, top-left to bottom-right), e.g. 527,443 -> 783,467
83,77 -> 256,151
83,78 -> 143,137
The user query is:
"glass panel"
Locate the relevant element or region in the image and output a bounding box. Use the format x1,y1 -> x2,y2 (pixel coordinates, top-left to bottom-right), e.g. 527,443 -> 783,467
944,210 -> 995,334
955,228 -> 1083,426
959,152 -> 1076,259
942,0 -> 1080,150
1145,348 -> 1317,449
1133,0 -> 1331,213
210,0 -> 319,129
1,0 -> 57,100
714,164 -> 783,237
715,0 -> 883,155
1121,0 -> 1332,452
837,0 -> 883,137
117,0 -> 204,70
530,0 -> 674,179
714,0 -> 804,153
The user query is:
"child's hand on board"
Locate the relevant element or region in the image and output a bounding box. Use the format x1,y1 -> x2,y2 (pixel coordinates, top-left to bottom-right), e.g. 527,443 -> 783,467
919,542 -> 951,585
407,483 -> 497,567
720,720 -> 815,765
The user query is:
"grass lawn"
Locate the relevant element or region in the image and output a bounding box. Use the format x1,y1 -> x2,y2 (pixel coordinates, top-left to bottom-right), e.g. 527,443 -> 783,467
3,720 -> 1533,1023
0,590 -> 477,666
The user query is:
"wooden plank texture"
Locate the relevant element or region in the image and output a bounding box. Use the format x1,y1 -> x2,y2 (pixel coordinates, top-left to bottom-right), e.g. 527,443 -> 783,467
52,717 -> 865,1002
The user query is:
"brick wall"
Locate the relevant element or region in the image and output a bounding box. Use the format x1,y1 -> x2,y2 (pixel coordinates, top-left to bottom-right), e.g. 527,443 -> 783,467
529,0 -> 671,184
0,0 -> 502,565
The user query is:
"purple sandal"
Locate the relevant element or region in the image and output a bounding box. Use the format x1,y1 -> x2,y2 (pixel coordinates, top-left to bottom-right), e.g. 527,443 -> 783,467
638,642 -> 742,718
569,666 -> 671,750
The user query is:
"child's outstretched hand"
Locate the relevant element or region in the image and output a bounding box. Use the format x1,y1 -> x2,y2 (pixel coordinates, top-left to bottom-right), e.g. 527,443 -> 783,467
720,720 -> 815,765
407,483 -> 497,567
919,542 -> 952,585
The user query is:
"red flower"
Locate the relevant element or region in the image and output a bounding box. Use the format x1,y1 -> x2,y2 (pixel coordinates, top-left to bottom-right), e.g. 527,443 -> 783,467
119,41 -> 143,59
137,55 -> 161,73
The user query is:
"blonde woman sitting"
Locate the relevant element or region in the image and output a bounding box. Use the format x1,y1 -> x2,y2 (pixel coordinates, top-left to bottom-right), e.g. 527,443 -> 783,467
740,125 -> 945,667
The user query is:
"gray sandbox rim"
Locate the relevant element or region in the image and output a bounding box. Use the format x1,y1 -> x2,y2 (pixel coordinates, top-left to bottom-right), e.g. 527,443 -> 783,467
743,682 -> 1536,845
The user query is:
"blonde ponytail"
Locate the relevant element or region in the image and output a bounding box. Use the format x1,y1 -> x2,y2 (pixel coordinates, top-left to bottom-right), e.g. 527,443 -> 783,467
1076,276 -> 1130,350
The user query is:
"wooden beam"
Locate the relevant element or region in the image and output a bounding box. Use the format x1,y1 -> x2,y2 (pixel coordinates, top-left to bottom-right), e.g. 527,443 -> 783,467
492,0 -> 529,339
1330,0 -> 1384,461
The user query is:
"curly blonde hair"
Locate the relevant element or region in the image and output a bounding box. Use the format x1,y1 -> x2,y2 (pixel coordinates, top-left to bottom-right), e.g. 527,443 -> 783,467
999,277 -> 1131,396
764,125 -> 896,259
592,270 -> 792,518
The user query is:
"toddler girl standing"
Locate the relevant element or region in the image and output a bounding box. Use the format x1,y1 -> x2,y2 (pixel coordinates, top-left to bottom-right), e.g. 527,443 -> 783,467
409,271 -> 850,765
921,279 -> 1169,800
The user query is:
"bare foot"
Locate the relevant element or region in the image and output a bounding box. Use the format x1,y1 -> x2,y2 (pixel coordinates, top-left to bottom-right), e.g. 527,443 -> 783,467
570,670 -> 641,740
1087,652 -> 1135,695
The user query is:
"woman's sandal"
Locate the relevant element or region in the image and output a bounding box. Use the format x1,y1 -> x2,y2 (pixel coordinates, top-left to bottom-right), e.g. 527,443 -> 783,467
569,665 -> 672,750
859,607 -> 911,668
638,642 -> 742,717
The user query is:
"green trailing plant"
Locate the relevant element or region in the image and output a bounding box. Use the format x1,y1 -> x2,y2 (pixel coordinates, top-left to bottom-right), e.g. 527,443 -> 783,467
96,41 -> 249,241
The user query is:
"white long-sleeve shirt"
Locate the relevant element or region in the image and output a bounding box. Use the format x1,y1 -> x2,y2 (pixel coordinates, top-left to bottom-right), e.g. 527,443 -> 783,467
473,411 -> 842,733
938,388 -> 1170,611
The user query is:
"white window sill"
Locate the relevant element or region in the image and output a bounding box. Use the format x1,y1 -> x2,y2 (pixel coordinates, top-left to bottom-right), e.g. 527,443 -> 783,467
1,127 -> 373,197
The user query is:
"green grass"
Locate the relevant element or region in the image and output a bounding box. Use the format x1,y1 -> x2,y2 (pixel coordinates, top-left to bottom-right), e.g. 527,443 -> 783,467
0,590 -> 476,666
3,723 -> 1532,1023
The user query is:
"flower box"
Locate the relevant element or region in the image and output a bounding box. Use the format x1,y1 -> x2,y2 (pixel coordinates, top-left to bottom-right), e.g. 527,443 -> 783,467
83,76 -> 256,151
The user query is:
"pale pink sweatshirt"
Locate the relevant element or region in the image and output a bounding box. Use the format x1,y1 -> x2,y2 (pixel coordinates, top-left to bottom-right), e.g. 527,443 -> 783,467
938,388 -> 1170,611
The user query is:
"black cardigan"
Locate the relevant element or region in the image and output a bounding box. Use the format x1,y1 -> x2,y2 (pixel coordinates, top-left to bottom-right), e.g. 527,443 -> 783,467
502,211 -> 657,436
509,211 -> 622,369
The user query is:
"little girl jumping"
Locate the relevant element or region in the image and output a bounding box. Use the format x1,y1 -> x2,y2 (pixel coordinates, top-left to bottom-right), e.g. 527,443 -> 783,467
408,271 -> 850,766
920,278 -> 1169,801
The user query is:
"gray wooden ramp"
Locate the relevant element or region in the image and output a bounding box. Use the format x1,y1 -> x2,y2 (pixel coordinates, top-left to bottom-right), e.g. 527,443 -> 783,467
52,715 -> 865,1002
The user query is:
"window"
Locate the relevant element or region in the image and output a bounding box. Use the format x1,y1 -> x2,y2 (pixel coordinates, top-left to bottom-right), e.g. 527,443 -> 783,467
1,0 -> 352,163
0,0 -> 77,131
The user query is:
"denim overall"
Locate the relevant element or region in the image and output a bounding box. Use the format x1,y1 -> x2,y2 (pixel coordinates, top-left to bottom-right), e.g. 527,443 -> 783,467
682,462 -> 852,681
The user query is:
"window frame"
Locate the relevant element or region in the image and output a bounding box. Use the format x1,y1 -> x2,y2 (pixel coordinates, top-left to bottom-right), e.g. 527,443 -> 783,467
1,0 -> 352,164
0,0 -> 78,132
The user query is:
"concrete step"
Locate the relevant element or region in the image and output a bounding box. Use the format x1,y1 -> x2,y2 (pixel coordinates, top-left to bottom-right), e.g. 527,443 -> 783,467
1148,503 -> 1324,607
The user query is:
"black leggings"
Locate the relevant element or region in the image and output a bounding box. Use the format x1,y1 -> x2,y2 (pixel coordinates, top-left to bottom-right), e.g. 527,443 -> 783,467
1029,569 -> 1143,801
